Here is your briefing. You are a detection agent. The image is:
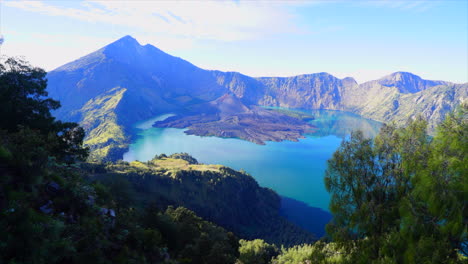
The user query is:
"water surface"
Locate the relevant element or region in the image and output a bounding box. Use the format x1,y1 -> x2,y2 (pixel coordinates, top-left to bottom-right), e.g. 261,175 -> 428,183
123,109 -> 381,211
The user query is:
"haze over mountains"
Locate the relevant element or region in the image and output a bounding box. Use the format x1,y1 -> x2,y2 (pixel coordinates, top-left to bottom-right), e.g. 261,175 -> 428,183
46,35 -> 467,161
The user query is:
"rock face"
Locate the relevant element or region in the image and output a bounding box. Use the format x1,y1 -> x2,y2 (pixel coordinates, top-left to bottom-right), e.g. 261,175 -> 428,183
376,71 -> 448,94
46,35 -> 467,160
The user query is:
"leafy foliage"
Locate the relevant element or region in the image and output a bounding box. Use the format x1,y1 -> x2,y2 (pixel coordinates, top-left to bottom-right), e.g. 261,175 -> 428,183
272,241 -> 344,264
325,106 -> 468,263
237,239 -> 279,264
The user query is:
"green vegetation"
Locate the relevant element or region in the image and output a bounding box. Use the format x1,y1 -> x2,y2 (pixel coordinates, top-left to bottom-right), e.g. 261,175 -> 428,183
237,239 -> 279,264
79,87 -> 130,162
85,154 -> 316,246
272,242 -> 344,264
1,57 -> 466,263
325,106 -> 467,263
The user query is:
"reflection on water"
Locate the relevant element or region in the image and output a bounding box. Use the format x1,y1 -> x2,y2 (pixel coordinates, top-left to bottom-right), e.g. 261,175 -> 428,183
267,108 -> 381,138
307,109 -> 381,138
123,109 -> 382,211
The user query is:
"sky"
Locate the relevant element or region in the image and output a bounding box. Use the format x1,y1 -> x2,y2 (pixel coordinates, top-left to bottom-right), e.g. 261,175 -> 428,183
0,0 -> 467,83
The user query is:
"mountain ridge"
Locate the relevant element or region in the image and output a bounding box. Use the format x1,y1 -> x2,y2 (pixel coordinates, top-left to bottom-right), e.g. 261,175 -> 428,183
46,35 -> 467,161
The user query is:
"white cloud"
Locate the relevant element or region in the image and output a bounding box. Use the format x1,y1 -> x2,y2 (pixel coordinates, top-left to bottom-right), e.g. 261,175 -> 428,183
1,30 -> 116,71
4,0 -> 305,42
3,0 -> 314,70
360,0 -> 438,12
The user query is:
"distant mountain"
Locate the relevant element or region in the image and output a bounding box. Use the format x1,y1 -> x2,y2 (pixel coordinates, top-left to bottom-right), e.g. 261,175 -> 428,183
376,71 -> 448,94
47,35 -> 467,161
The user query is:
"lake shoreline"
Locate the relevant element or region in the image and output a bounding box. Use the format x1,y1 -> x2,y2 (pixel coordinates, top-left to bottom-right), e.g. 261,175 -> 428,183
124,109 -> 382,211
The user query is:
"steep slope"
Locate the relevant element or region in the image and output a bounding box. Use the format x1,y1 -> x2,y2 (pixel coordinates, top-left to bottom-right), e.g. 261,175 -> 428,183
253,72 -> 466,131
255,73 -> 354,109
47,35 -> 231,123
91,154 -> 317,245
78,87 -> 129,161
47,36 -> 234,160
356,83 -> 468,131
47,35 -> 467,160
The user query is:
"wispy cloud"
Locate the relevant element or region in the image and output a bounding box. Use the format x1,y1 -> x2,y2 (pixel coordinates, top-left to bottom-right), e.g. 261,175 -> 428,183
360,0 -> 438,12
4,0 -> 306,42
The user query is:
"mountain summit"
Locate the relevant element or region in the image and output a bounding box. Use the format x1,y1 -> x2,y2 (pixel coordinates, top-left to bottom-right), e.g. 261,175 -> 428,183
377,71 -> 448,93
46,36 -> 467,161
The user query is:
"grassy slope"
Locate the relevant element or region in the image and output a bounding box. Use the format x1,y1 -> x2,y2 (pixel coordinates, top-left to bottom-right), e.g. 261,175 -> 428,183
79,87 -> 129,161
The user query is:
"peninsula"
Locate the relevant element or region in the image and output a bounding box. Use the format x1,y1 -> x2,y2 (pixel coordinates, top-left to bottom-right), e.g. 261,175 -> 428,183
153,94 -> 315,145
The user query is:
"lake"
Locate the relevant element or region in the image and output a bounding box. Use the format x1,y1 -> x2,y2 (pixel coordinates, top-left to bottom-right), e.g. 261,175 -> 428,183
123,109 -> 382,212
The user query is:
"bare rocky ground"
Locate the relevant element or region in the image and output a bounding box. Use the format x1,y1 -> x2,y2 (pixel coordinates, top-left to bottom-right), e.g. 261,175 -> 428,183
154,94 -> 315,144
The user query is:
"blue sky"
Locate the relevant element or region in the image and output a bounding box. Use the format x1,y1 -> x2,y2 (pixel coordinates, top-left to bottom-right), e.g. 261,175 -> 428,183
1,0 -> 467,83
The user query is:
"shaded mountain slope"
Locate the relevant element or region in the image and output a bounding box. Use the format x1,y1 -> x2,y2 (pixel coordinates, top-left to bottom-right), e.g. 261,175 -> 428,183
89,154 -> 317,245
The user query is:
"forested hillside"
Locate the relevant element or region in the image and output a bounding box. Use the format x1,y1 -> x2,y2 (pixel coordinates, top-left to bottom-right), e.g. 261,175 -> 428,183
83,154 -> 316,245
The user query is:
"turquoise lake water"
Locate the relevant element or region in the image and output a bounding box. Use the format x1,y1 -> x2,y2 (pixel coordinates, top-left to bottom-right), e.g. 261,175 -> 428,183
123,110 -> 381,211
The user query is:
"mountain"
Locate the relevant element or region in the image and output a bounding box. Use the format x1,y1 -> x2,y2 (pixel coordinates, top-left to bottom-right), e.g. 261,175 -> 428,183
46,35 -> 467,161
47,35 -> 234,160
376,71 -> 448,93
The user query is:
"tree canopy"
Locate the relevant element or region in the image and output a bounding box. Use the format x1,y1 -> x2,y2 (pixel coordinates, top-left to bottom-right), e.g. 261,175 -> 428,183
325,106 -> 467,263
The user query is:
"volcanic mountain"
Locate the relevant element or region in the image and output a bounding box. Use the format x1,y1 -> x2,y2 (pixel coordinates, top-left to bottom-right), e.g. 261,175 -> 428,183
46,35 -> 467,161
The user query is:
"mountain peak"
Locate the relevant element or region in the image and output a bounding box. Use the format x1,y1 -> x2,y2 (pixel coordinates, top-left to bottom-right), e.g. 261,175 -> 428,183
104,35 -> 141,51
378,71 -> 446,93
113,35 -> 139,45
380,71 -> 421,82
342,77 -> 358,86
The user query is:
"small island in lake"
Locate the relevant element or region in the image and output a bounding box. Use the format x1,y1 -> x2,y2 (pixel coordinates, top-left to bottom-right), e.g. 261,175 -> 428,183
153,94 -> 315,145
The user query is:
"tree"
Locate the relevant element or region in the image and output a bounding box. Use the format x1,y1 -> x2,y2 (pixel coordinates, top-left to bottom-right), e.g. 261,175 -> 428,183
401,104 -> 467,262
0,58 -> 90,264
0,57 -> 88,164
325,111 -> 466,263
0,57 -> 59,132
237,239 -> 278,264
